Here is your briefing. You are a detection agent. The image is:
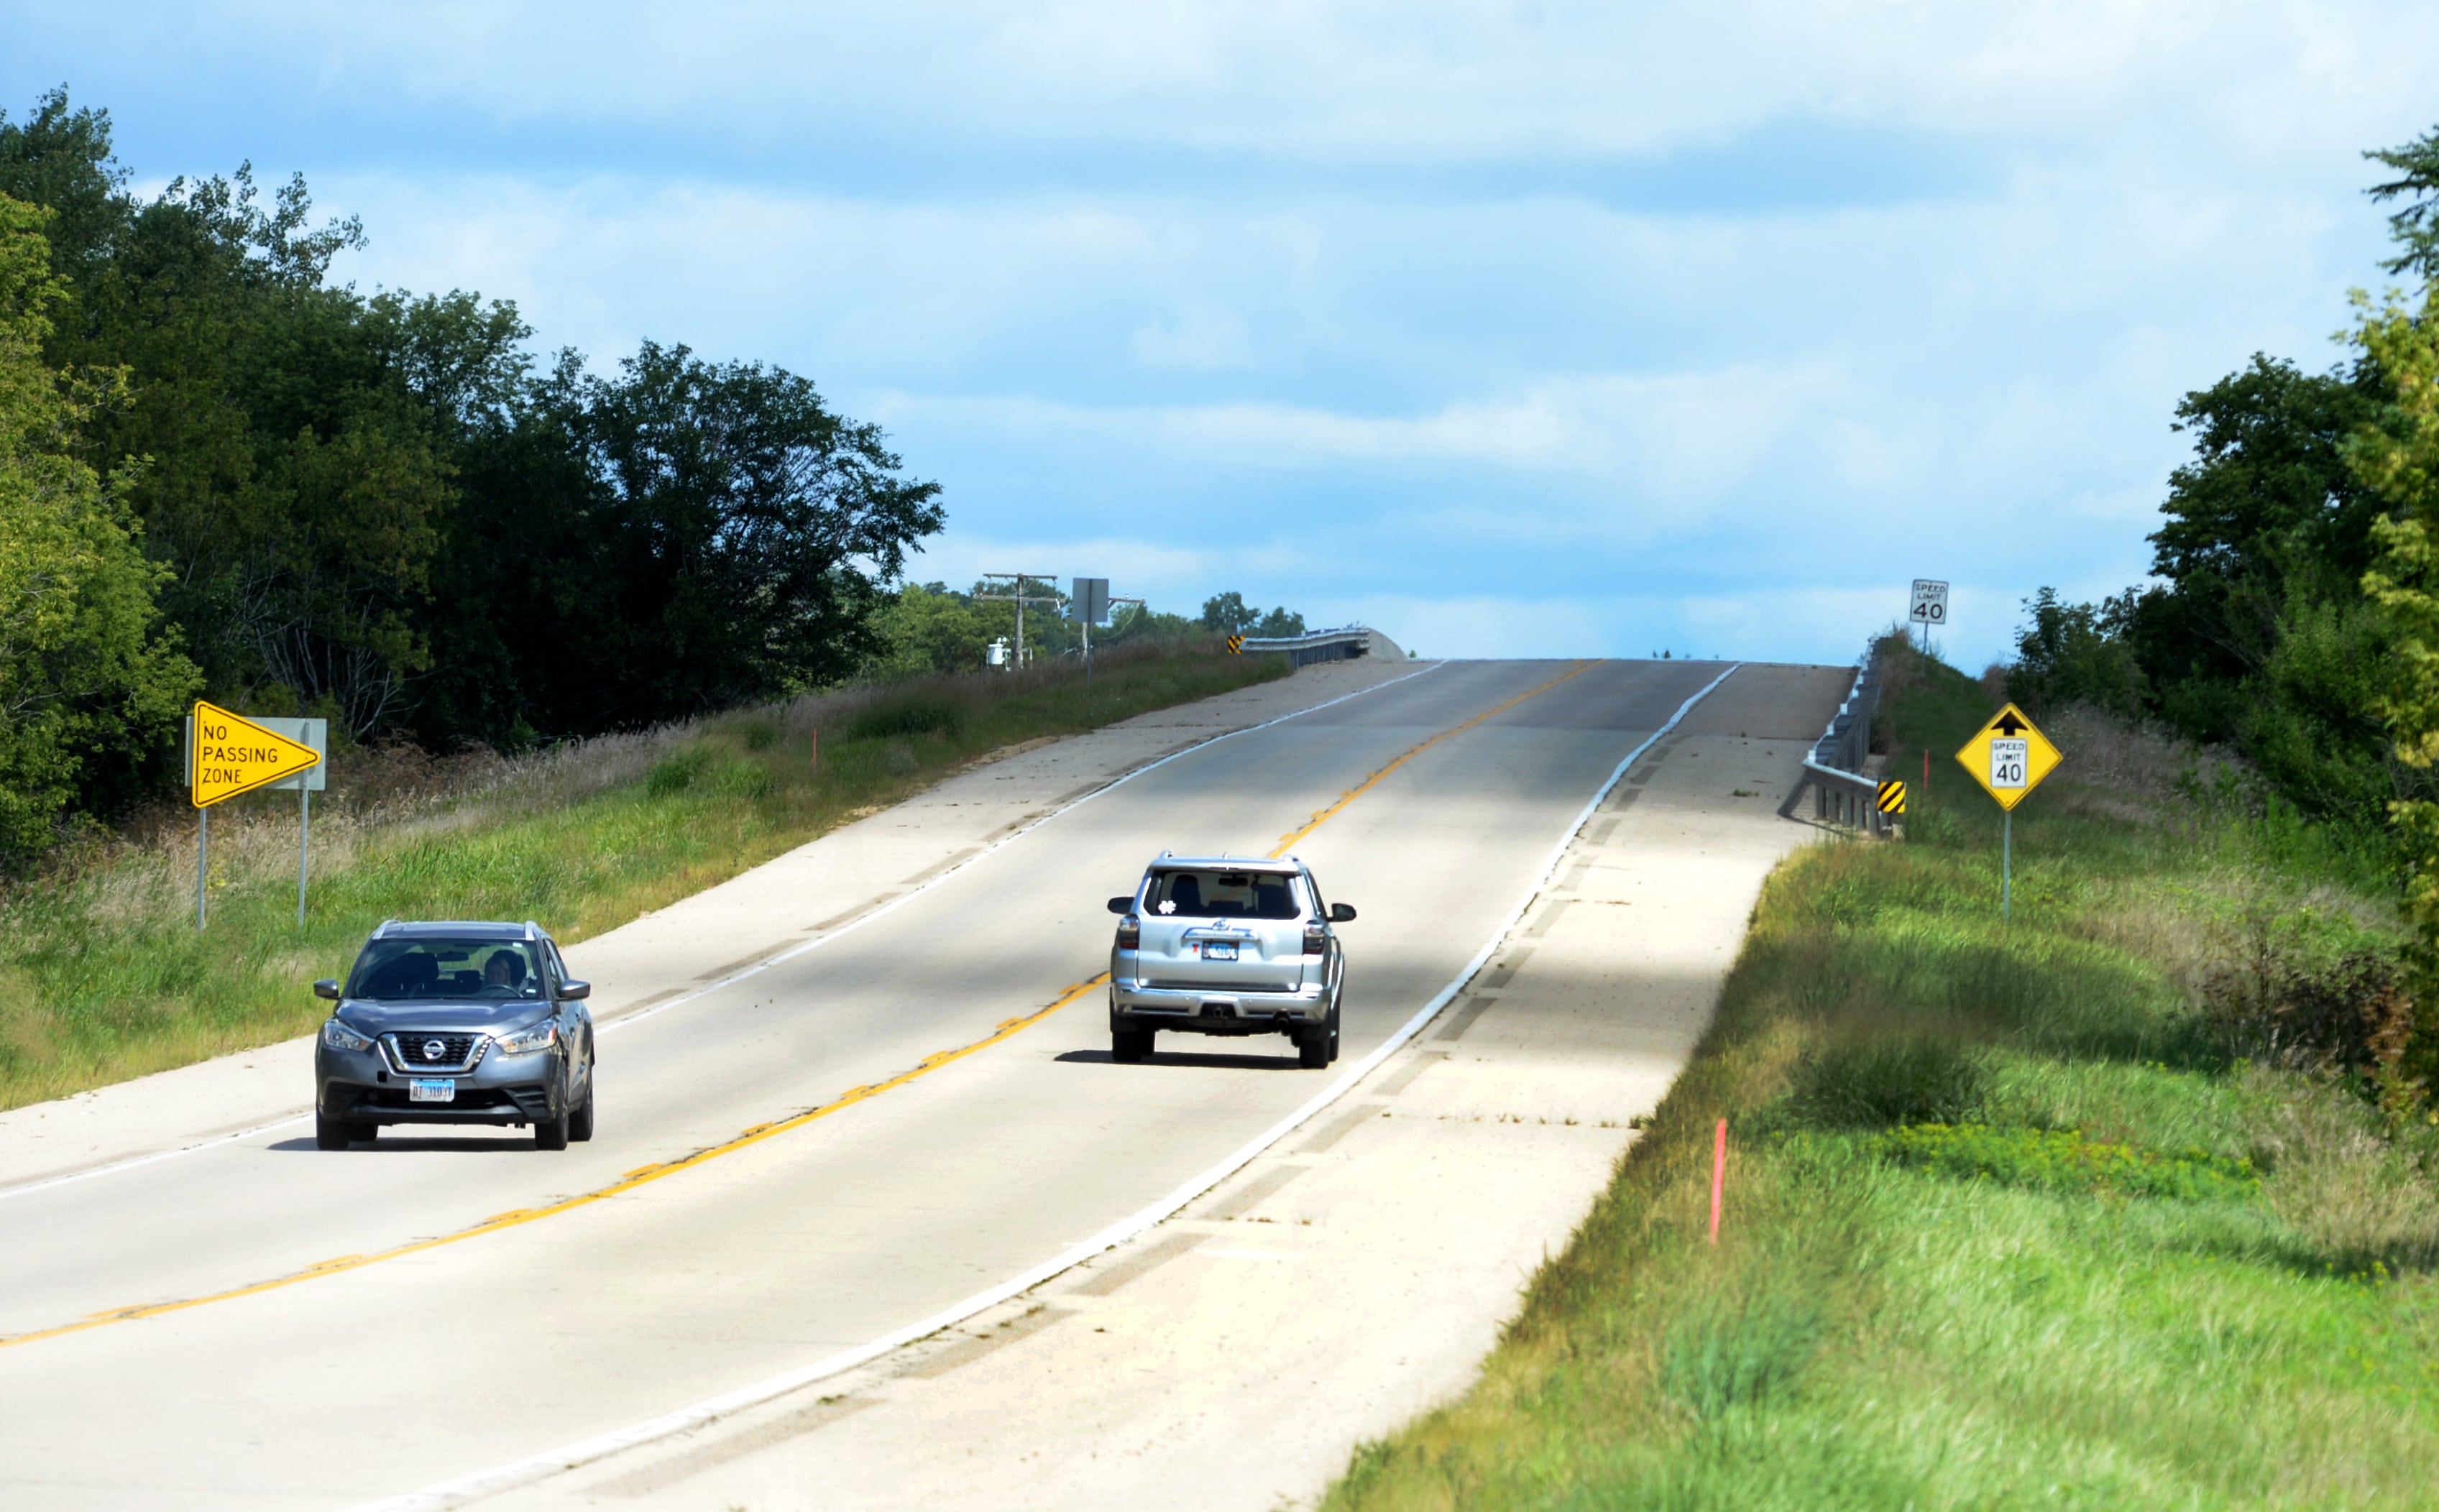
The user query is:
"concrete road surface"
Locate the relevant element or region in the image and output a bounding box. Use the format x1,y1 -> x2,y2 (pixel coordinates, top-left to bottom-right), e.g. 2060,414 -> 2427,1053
0,658 -> 1847,1510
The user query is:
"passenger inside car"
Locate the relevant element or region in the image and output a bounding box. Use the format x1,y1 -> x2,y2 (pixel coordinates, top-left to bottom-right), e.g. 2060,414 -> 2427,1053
1151,870 -> 1302,919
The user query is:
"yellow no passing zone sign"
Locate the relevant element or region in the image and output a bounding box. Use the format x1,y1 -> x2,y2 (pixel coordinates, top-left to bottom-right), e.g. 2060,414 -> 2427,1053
191,701 -> 321,808
1954,702 -> 2061,811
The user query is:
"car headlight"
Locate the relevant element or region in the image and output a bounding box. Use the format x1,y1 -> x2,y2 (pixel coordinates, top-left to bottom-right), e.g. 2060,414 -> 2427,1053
321,1018 -> 374,1054
492,1020 -> 559,1056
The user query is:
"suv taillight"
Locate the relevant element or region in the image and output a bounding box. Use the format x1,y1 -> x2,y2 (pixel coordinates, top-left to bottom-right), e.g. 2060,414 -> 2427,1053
1303,923 -> 1327,955
1117,917 -> 1140,949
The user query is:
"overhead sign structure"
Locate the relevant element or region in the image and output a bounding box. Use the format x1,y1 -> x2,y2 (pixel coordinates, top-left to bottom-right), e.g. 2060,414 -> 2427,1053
190,701 -> 321,806
1876,779 -> 1906,815
1955,704 -> 2061,812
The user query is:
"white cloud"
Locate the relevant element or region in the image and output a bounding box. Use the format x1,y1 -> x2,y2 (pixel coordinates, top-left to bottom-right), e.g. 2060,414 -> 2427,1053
24,1 -> 2436,673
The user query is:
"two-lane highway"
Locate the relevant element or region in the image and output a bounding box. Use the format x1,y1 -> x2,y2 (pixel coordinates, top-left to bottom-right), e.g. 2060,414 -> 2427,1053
0,658 -> 1738,1509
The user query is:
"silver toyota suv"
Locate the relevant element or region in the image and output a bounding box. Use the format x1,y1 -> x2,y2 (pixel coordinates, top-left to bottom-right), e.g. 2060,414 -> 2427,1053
311,920 -> 597,1151
1106,854 -> 1356,1067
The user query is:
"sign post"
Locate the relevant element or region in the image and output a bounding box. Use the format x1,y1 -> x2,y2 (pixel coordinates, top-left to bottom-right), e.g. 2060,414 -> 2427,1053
1070,577 -> 1111,689
1909,579 -> 1949,655
1953,702 -> 2061,921
185,702 -> 323,931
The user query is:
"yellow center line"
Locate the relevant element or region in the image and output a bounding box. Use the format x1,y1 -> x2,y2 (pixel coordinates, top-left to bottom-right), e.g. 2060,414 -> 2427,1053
11,980 -> 1103,1352
1269,660 -> 1598,857
4,660 -> 1604,1352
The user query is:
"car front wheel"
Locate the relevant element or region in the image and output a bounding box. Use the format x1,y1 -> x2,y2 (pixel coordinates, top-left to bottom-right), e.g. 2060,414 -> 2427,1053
315,1114 -> 372,1150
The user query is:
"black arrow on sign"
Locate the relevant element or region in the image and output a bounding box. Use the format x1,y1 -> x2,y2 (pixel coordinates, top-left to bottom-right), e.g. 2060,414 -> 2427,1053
1993,709 -> 2029,736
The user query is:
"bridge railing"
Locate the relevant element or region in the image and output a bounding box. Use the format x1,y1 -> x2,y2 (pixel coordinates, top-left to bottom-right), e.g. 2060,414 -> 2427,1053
1239,625 -> 1395,668
1781,640 -> 1893,836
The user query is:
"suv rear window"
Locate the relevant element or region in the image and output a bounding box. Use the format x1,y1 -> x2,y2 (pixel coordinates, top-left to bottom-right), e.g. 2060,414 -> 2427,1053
1147,870 -> 1302,920
348,939 -> 543,1000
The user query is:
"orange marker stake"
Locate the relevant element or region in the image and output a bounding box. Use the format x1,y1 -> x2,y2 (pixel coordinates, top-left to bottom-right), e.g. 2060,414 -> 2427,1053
809,729 -> 819,772
1709,1117 -> 1727,1243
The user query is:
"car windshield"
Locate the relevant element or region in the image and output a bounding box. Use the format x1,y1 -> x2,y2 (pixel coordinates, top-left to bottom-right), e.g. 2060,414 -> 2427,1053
1147,870 -> 1302,920
347,939 -> 543,1000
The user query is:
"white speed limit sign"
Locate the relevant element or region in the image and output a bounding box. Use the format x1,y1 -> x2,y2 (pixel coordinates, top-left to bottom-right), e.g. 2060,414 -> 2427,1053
1988,737 -> 2027,789
1910,579 -> 1949,626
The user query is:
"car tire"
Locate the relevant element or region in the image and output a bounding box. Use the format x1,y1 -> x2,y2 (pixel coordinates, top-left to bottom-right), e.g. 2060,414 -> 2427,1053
314,1114 -> 355,1151
569,1074 -> 595,1143
1297,1026 -> 1331,1069
1112,1028 -> 1154,1064
535,1084 -> 572,1150
1326,999 -> 1342,1064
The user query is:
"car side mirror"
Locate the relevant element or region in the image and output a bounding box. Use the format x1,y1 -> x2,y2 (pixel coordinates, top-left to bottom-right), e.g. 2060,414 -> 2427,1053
1329,903 -> 1357,923
1108,897 -> 1134,915
313,978 -> 341,1000
559,979 -> 592,1000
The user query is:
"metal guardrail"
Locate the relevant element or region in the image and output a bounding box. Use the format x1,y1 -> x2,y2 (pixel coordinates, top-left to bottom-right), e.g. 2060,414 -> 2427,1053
1239,625 -> 1392,668
1781,642 -> 1893,836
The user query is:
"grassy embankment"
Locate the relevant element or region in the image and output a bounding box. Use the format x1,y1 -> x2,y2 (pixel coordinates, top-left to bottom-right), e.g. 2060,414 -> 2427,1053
1328,641 -> 2439,1509
0,641 -> 1288,1113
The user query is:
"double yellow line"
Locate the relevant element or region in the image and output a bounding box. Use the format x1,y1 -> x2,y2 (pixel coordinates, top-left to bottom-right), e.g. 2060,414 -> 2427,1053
2,661 -> 1599,1352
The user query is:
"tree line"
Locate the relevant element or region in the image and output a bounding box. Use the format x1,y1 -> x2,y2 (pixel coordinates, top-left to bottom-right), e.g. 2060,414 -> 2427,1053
0,87 -> 946,865
0,88 -> 1333,870
2006,121 -> 2439,882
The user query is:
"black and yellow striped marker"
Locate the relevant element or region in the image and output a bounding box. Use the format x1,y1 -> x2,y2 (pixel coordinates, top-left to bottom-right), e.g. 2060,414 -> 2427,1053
1876,779 -> 1906,814
1226,634 -> 1245,654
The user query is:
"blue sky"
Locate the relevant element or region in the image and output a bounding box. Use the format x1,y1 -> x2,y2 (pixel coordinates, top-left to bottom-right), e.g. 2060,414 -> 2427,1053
8,2 -> 2436,666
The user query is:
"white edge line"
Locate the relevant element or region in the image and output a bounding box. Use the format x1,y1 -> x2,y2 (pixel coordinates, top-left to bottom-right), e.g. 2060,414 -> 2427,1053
0,663 -> 1447,1205
347,659 -> 1742,1512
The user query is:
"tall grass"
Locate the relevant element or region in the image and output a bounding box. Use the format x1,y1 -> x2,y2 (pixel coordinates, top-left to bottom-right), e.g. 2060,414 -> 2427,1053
0,640 -> 1286,1111
1326,640 -> 2439,1511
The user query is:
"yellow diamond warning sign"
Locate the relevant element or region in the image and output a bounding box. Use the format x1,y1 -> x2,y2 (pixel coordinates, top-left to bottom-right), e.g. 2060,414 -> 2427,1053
1954,702 -> 2061,812
190,701 -> 321,808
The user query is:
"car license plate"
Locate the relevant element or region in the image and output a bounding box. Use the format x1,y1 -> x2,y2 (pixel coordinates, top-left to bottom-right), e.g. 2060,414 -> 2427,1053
1204,941 -> 1239,962
409,1078 -> 456,1103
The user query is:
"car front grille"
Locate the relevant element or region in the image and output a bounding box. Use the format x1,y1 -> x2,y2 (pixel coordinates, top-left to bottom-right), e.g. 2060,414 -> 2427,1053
382,1032 -> 486,1073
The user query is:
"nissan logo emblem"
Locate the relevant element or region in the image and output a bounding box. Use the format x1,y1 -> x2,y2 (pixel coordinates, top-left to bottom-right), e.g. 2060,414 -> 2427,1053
422,1039 -> 446,1061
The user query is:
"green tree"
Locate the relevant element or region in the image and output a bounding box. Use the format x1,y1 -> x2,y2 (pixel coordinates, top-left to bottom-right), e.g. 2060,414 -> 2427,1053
2357,280 -> 2439,944
427,342 -> 944,737
1200,591 -> 1257,634
866,583 -> 1016,677
2006,587 -> 2146,718
2367,124 -> 2439,284
0,192 -> 197,862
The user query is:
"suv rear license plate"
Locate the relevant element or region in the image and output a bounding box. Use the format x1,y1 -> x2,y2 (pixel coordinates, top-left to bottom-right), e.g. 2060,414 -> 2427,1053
409,1078 -> 456,1103
1203,941 -> 1239,962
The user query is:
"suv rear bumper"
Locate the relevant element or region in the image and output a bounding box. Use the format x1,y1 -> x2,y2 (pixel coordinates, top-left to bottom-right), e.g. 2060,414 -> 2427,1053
1111,980 -> 1329,1035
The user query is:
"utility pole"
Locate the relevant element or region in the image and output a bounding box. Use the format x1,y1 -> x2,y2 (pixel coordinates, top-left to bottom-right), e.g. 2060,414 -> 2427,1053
975,573 -> 1062,670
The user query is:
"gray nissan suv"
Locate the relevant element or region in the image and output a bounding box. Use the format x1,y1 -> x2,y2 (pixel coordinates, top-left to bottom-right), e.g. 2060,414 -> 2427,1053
1106,854 -> 1355,1067
313,920 -> 597,1150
